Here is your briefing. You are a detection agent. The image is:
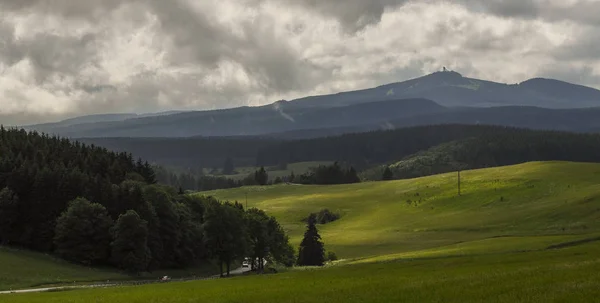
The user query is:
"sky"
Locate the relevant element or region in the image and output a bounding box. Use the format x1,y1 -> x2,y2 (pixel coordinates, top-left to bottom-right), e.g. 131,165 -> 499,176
1,0 -> 600,125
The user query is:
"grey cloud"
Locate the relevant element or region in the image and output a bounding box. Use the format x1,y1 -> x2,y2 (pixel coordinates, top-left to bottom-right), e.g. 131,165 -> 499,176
538,64 -> 600,88
0,0 -> 125,20
1,0 -> 600,125
288,0 -> 406,31
461,0 -> 600,26
552,28 -> 600,61
245,0 -> 409,32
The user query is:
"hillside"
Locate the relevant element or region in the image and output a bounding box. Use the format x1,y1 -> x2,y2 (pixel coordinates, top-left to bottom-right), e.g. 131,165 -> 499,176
21,71 -> 600,138
201,162 -> 600,259
0,247 -> 126,291
0,127 -> 238,275
363,131 -> 600,180
266,106 -> 600,139
291,70 -> 600,109
4,161 -> 600,302
25,98 -> 447,138
78,125 -> 600,172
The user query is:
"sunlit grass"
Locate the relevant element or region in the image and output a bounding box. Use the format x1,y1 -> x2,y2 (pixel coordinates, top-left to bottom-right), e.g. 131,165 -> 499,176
202,161 -> 600,259
4,241 -> 599,302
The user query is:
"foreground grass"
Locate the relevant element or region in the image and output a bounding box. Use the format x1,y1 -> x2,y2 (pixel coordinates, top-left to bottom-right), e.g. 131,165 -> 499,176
0,247 -> 127,291
0,248 -> 223,291
201,161 -> 600,259
4,240 -> 599,302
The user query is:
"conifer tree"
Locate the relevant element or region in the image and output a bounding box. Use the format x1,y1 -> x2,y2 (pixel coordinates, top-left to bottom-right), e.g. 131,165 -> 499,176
297,214 -> 325,266
254,167 -> 268,186
382,166 -> 394,180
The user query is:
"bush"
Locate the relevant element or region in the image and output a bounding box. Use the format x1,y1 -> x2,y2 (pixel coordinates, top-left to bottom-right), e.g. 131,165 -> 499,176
303,209 -> 341,225
327,251 -> 338,262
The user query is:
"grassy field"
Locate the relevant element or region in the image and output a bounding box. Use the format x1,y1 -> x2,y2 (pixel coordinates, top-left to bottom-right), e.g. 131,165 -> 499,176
0,247 -> 224,291
201,161 -> 600,259
3,161 -> 600,301
3,239 -> 599,302
0,247 -> 128,291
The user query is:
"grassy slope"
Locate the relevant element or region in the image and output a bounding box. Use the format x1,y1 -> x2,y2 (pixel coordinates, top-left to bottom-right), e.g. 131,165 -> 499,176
201,161 -> 600,259
0,247 -> 127,290
4,241 -> 599,302
4,161 -> 600,302
0,249 -> 223,291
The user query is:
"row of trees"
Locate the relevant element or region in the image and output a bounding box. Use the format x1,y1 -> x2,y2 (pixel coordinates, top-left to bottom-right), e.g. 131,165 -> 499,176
154,166 -> 271,192
156,162 -> 362,192
271,162 -> 361,185
0,127 -> 294,274
2,175 -> 294,275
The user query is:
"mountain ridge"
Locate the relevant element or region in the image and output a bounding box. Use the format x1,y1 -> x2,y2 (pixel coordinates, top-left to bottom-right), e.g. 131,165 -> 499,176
19,71 -> 600,138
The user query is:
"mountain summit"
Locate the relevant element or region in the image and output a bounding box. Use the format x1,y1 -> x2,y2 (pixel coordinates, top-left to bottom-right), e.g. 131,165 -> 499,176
22,71 -> 600,138
291,70 -> 600,109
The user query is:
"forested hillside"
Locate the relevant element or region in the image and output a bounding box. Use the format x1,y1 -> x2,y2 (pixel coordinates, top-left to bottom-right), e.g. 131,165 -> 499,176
80,125 -> 600,174
364,130 -> 600,180
0,127 -> 155,251
0,127 -> 292,274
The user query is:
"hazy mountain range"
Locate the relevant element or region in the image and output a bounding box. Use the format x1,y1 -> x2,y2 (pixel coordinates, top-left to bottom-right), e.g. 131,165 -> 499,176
20,70 -> 600,138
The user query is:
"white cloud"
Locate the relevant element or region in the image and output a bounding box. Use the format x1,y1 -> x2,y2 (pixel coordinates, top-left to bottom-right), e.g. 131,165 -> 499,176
0,0 -> 599,124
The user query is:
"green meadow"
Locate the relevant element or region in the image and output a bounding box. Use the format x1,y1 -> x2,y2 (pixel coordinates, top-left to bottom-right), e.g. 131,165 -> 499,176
2,161 -> 600,301
0,246 -> 221,291
3,240 -> 599,302
0,247 -> 127,291
201,161 -> 600,259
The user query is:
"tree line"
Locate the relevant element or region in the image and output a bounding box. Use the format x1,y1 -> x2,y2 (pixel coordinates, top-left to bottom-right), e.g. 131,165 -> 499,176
368,128 -> 600,181
155,162 -> 361,192
0,127 -> 293,274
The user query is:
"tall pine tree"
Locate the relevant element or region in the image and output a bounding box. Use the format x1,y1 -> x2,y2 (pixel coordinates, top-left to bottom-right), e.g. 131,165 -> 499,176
297,213 -> 325,266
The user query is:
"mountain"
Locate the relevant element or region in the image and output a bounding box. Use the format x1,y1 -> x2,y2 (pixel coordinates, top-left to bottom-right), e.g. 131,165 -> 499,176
31,113 -> 139,129
259,106 -> 600,139
22,71 -> 600,138
21,110 -> 187,131
28,98 -> 447,138
288,70 -> 600,109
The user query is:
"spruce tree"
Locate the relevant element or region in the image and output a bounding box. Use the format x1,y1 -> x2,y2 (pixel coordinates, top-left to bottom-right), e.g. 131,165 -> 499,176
254,167 -> 268,186
382,166 -> 394,180
0,187 -> 19,245
297,214 -> 325,266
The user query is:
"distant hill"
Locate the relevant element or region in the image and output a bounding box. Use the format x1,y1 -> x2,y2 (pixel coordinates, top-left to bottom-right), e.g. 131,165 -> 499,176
362,131 -> 600,181
31,98 -> 447,138
21,110 -> 187,133
78,124 -> 600,173
23,71 -> 600,138
263,106 -> 600,139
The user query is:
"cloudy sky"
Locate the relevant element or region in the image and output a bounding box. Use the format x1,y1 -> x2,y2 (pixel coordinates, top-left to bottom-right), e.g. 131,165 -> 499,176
1,0 -> 599,125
